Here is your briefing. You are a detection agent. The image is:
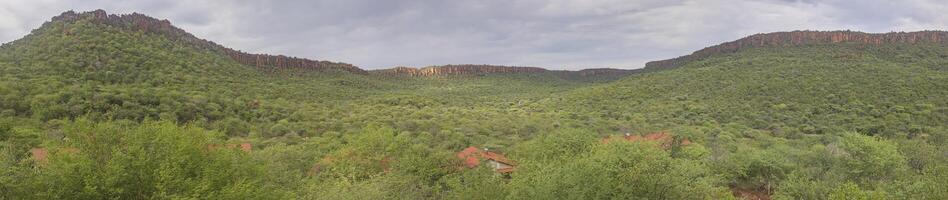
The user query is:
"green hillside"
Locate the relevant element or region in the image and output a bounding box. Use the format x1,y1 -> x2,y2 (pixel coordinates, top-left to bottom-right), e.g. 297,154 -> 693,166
1,11 -> 946,199
546,43 -> 948,198
0,15 -> 602,143
558,43 -> 947,136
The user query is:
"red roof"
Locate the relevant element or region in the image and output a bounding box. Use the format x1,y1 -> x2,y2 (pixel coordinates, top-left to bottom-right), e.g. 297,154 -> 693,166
457,147 -> 482,168
496,167 -> 515,173
481,151 -> 516,165
456,146 -> 516,171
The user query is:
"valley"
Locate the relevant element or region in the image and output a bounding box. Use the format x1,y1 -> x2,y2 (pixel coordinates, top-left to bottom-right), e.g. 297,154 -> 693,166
0,10 -> 945,200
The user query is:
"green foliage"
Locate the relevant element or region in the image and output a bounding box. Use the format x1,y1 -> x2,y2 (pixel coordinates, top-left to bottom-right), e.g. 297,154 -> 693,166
837,132 -> 907,184
4,119 -> 287,199
442,166 -> 509,200
0,12 -> 946,199
507,129 -> 731,199
827,182 -> 885,200
773,173 -> 833,200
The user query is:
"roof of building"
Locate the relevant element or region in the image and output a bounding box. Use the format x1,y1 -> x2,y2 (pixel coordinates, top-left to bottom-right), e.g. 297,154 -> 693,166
496,167 -> 515,173
457,147 -> 482,168
481,151 -> 516,165
456,146 -> 517,168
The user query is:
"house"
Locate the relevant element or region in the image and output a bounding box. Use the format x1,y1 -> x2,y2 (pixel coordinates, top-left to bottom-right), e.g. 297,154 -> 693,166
602,132 -> 692,149
457,146 -> 516,173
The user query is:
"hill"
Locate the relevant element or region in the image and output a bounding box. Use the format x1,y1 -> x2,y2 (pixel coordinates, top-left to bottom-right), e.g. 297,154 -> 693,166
549,38 -> 948,199
645,30 -> 948,70
36,10 -> 634,78
0,9 -> 946,200
0,9 -> 618,146
561,42 -> 947,136
48,10 -> 365,73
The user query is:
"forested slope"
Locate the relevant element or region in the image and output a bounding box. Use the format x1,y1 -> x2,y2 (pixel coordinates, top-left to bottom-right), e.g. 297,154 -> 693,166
0,10 -> 630,199
0,10 -> 946,200
0,11 -> 606,142
547,43 -> 948,198
558,43 -> 947,136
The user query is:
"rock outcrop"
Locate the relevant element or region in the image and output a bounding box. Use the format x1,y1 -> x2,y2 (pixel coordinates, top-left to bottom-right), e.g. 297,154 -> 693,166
43,10 -> 638,78
371,64 -> 634,78
645,30 -> 948,70
49,10 -> 366,74
570,68 -> 636,77
371,65 -> 547,76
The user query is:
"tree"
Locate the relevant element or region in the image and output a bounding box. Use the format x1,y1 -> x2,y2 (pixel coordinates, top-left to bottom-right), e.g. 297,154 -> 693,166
441,166 -> 508,200
11,119 -> 288,199
507,130 -> 732,199
837,132 -> 907,184
828,182 -> 885,200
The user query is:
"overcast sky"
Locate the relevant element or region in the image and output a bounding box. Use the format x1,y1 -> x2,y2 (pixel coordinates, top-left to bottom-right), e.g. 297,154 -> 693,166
2,0 -> 948,69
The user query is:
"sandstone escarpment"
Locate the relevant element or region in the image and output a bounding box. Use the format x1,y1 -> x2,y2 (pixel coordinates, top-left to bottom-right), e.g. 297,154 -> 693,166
645,30 -> 948,70
371,64 -> 633,78
42,10 -> 637,78
371,65 -> 547,76
49,10 -> 366,74
571,68 -> 635,76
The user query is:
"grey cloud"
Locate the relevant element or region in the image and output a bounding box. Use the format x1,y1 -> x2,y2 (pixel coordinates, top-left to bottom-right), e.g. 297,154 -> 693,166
1,0 -> 948,70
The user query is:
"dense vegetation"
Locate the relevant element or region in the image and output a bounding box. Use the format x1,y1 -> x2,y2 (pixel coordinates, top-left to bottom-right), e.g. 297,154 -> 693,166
1,13 -> 946,199
550,44 -> 948,199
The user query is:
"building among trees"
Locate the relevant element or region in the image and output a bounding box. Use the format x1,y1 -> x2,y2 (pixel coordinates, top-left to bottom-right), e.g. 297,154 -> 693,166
457,146 -> 516,173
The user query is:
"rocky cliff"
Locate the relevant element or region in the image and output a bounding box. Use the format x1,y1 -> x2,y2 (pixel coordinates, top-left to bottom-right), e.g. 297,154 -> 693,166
49,10 -> 366,74
370,64 -> 634,78
645,30 -> 948,70
43,10 -> 637,78
371,65 -> 547,76
569,68 -> 636,77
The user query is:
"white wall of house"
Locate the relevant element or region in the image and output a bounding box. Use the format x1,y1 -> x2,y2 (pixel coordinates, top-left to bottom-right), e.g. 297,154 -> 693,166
487,160 -> 512,169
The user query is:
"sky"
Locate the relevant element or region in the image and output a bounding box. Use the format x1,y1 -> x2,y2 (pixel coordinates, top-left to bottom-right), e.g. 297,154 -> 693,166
2,0 -> 948,70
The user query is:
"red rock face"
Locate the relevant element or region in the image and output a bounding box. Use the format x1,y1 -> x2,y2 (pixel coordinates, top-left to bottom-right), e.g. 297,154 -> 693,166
372,65 -> 548,76
372,65 -> 634,77
645,30 -> 948,69
50,10 -> 367,74
573,68 -> 634,76
47,10 -> 636,77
